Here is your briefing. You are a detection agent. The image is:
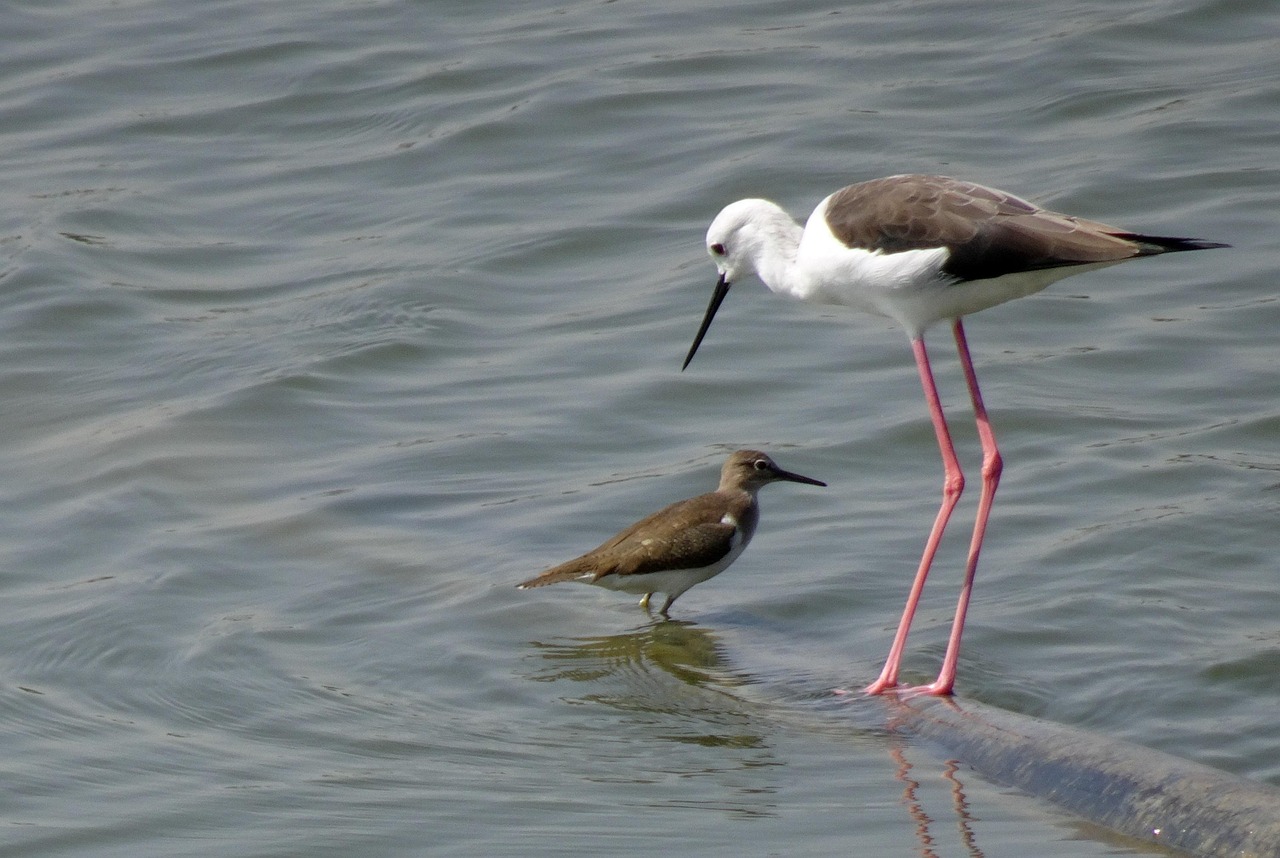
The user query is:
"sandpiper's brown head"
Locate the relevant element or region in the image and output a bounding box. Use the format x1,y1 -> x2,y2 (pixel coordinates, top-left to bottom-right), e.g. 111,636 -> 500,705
718,449 -> 827,493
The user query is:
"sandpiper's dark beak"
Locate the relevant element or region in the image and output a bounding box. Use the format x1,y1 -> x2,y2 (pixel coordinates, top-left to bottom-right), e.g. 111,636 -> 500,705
770,464 -> 827,488
682,272 -> 731,370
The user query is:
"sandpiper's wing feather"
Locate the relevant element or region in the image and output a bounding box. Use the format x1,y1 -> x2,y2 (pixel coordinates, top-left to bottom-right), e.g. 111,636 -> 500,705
606,520 -> 737,578
590,492 -> 738,578
823,174 -> 1163,282
516,492 -> 737,589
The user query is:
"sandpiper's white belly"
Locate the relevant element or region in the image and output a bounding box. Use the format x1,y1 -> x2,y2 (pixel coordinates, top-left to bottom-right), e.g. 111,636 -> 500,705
590,560 -> 735,598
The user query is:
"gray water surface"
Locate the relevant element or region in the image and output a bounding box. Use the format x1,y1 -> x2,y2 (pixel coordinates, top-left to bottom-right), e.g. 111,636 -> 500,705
1,1 -> 1276,855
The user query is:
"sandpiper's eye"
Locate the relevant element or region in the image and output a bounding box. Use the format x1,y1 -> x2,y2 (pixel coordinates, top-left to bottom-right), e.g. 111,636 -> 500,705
709,242 -> 726,257
753,459 -> 769,471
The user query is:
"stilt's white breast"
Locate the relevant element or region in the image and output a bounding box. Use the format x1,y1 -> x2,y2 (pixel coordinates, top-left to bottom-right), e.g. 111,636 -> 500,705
795,196 -> 951,325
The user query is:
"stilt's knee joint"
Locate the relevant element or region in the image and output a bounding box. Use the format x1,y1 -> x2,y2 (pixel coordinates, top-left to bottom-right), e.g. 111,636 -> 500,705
983,452 -> 1003,481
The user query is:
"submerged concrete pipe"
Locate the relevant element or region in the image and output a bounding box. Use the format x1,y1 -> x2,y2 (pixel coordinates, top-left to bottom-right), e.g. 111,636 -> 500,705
887,696 -> 1280,857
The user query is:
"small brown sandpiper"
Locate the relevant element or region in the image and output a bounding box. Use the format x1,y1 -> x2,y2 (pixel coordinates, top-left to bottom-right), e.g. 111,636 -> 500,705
516,449 -> 825,616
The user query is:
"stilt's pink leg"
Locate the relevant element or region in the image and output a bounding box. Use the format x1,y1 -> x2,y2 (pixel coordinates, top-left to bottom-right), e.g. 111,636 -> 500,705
864,336 -> 965,695
911,319 -> 1002,696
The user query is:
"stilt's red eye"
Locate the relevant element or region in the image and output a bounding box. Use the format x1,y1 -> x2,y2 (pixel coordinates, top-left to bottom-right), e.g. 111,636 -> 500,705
709,243 -> 726,256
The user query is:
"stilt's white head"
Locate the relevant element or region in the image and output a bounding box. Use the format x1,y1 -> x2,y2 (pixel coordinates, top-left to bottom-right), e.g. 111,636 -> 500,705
684,199 -> 799,370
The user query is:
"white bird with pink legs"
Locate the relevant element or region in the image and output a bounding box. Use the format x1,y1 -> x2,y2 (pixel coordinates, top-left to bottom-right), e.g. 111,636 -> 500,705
681,173 -> 1226,696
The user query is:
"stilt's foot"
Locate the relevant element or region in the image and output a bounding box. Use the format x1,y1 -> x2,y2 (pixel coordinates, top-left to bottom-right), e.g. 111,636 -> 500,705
893,680 -> 954,698
856,675 -> 954,697
862,676 -> 898,696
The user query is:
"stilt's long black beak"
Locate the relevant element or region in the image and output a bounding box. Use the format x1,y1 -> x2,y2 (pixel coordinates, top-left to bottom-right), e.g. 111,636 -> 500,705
682,272 -> 731,370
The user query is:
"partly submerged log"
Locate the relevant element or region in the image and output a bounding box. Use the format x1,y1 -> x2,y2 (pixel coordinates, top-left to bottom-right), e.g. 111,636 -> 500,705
885,695 -> 1280,857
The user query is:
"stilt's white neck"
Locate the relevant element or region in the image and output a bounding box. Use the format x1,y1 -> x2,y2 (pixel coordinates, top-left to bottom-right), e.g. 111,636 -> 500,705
726,201 -> 806,297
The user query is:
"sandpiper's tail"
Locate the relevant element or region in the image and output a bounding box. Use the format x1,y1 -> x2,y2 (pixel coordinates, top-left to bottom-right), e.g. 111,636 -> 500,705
516,558 -> 596,590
